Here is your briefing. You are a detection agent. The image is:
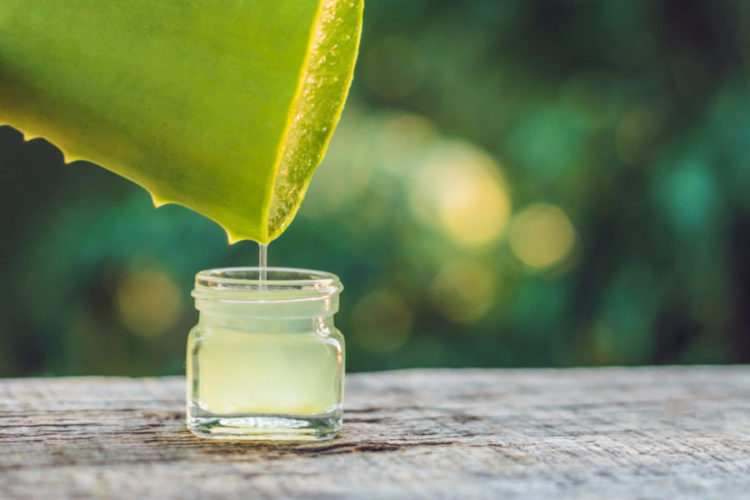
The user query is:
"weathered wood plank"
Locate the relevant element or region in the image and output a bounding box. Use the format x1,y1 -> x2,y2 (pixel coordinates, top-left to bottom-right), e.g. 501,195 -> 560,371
1,367 -> 750,499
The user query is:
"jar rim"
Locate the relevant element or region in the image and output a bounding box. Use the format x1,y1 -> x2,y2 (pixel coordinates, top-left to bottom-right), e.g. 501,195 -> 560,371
192,267 -> 343,303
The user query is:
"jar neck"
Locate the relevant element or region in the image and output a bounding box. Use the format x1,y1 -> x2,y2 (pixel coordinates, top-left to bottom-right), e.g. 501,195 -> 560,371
191,267 -> 343,333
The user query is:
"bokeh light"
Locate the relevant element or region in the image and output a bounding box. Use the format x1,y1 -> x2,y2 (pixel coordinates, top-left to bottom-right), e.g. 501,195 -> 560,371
410,140 -> 511,247
377,113 -> 437,175
509,204 -> 576,270
431,259 -> 496,324
116,268 -> 182,337
350,289 -> 413,352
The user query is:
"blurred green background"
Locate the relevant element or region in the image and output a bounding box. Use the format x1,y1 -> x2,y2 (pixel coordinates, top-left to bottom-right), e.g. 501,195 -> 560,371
1,0 -> 749,376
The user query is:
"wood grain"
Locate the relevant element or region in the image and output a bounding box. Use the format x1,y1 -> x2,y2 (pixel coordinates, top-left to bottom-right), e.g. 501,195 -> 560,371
1,367 -> 750,499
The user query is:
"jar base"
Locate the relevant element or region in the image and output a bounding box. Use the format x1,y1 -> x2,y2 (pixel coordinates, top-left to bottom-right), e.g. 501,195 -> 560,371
187,407 -> 342,441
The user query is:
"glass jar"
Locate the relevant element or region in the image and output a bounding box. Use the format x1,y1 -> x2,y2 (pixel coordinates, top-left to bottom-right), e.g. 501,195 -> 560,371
186,267 -> 344,440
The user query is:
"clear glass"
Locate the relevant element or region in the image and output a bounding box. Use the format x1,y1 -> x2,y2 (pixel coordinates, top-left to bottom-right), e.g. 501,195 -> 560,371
186,267 -> 344,440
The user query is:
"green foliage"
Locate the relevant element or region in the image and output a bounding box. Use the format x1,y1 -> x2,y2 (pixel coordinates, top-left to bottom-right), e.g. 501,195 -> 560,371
0,0 -> 748,375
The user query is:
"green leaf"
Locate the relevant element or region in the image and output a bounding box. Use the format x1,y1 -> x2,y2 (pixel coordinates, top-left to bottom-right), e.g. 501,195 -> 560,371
0,0 -> 363,243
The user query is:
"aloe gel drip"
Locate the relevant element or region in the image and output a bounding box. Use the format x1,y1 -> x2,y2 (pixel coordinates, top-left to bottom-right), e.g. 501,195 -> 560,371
259,243 -> 268,285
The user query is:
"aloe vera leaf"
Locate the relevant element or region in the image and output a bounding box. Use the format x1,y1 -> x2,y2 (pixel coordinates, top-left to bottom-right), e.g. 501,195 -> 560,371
0,0 -> 363,243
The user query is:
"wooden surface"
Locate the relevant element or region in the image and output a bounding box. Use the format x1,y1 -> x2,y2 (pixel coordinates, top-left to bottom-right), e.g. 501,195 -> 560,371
1,367 -> 750,499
